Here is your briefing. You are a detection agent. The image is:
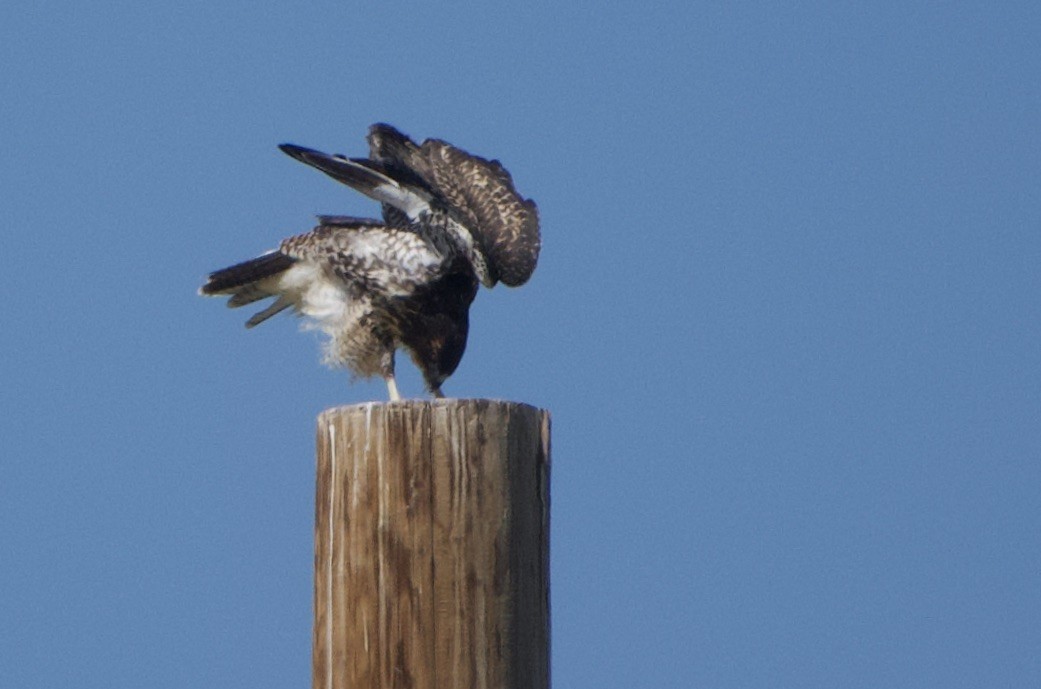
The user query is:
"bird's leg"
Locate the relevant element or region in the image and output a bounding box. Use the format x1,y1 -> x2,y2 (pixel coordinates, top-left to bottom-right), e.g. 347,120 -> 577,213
380,348 -> 400,401
430,385 -> 445,399
385,376 -> 401,402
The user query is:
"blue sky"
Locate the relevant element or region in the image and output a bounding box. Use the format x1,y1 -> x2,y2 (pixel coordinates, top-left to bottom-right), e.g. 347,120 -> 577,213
2,1 -> 1039,687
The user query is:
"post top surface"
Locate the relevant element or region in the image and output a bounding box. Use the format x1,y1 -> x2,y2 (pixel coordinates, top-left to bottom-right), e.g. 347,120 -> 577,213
318,399 -> 548,423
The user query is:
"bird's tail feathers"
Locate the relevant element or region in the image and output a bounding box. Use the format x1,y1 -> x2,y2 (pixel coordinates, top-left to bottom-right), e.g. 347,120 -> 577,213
200,251 -> 294,295
244,294 -> 293,328
200,251 -> 297,327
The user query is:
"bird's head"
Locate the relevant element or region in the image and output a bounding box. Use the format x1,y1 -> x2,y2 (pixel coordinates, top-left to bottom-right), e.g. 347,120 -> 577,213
412,326 -> 468,397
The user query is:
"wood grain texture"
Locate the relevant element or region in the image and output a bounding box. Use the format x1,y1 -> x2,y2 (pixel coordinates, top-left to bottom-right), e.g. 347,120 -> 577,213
314,400 -> 551,689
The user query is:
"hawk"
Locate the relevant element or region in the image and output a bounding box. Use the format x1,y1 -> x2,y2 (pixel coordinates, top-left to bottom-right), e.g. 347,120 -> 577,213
199,123 -> 540,400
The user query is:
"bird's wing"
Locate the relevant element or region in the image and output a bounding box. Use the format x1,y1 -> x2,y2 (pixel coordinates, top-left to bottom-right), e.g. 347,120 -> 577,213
279,144 -> 433,223
421,139 -> 540,287
364,125 -> 438,228
367,123 -> 540,287
280,220 -> 444,298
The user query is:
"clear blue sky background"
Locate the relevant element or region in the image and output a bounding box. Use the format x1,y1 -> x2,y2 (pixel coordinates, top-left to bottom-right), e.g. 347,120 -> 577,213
2,2 -> 1039,687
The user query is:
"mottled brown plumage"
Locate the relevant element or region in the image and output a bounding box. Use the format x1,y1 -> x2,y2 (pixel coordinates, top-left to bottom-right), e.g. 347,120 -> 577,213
200,125 -> 538,400
366,124 -> 540,287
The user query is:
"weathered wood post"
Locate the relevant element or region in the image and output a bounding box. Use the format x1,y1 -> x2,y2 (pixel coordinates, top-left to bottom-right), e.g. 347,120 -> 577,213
314,399 -> 551,689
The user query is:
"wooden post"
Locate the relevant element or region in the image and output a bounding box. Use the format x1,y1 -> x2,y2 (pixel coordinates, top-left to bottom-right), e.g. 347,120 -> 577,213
314,400 -> 551,689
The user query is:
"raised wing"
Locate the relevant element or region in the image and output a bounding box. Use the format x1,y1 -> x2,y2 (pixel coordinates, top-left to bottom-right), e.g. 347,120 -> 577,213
367,124 -> 541,287
279,144 -> 433,223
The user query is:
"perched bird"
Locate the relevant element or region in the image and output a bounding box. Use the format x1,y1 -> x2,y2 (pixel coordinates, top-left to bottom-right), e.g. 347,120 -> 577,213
199,124 -> 540,400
